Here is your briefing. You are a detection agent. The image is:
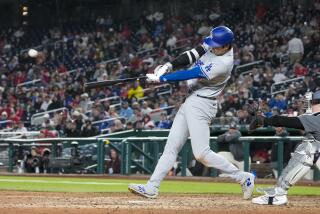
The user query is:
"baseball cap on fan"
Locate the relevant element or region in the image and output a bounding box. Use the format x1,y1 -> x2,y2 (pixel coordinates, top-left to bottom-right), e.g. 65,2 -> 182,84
204,26 -> 234,48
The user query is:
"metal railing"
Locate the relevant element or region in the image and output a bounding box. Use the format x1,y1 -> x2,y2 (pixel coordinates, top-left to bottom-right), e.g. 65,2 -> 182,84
271,76 -> 305,96
16,79 -> 42,88
0,131 -> 40,139
0,134 -> 319,180
137,47 -> 158,57
235,60 -> 265,75
31,107 -> 68,126
87,96 -> 121,108
212,117 -> 239,127
103,136 -> 313,178
99,57 -> 120,66
92,117 -> 126,131
149,105 -> 175,121
139,84 -> 173,101
0,137 -> 99,173
0,120 -> 13,125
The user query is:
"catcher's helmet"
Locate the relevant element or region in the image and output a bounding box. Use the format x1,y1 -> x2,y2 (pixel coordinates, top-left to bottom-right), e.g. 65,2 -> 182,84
204,26 -> 234,48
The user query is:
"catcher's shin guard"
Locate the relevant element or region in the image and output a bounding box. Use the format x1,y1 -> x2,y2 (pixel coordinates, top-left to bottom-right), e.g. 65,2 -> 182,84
315,152 -> 320,169
277,140 -> 318,190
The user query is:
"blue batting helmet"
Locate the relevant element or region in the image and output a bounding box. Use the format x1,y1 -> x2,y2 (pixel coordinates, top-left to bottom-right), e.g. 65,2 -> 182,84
204,26 -> 234,48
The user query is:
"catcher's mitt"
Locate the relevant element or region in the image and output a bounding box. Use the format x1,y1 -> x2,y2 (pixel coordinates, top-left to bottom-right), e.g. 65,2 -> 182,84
249,115 -> 265,132
246,99 -> 259,116
246,100 -> 265,132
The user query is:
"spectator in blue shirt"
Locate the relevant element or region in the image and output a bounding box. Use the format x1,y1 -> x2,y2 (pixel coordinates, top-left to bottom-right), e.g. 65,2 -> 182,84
268,94 -> 287,111
159,96 -> 168,109
156,112 -> 172,129
120,101 -> 133,120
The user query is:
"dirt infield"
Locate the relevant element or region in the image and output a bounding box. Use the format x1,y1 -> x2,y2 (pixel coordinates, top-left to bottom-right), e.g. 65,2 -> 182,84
0,191 -> 319,214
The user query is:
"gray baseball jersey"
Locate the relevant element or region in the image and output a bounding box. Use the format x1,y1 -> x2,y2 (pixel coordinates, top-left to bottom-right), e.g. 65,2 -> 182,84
187,45 -> 234,97
299,112 -> 320,141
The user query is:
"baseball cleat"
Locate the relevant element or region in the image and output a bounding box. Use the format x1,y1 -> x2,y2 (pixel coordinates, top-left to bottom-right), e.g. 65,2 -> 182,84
252,194 -> 288,205
252,187 -> 288,205
240,172 -> 255,199
128,183 -> 158,199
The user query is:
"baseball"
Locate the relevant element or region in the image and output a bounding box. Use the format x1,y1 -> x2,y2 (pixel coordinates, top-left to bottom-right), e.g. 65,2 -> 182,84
28,49 -> 38,58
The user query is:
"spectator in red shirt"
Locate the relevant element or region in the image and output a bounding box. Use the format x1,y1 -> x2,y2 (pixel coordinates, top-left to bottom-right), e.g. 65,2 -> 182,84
121,25 -> 131,40
13,71 -> 26,86
256,3 -> 267,20
58,63 -> 67,74
41,69 -> 51,83
15,103 -> 25,119
252,149 -> 270,163
8,110 -> 20,124
130,55 -> 143,71
37,128 -> 57,156
3,103 -> 14,117
294,62 -> 308,76
70,94 -> 81,109
40,128 -> 57,138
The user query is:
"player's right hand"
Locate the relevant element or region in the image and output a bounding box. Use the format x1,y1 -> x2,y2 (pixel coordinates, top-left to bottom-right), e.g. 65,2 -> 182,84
154,62 -> 172,76
146,73 -> 160,83
154,65 -> 163,75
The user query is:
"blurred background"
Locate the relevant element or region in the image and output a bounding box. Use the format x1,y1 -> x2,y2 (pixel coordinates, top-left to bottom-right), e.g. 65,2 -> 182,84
0,0 -> 319,179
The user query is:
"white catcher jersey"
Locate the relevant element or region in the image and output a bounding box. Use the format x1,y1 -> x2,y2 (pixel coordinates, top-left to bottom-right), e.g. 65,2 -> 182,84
187,44 -> 234,97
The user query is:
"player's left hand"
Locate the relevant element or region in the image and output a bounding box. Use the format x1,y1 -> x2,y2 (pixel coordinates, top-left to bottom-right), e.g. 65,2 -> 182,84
154,65 -> 163,75
154,62 -> 172,76
146,73 -> 160,83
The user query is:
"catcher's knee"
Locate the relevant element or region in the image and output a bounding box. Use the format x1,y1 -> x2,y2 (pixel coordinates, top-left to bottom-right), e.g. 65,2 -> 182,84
279,153 -> 312,186
278,141 -> 316,189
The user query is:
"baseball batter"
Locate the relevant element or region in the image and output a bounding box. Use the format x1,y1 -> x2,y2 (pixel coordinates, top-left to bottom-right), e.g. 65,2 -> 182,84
249,90 -> 320,205
128,26 -> 255,199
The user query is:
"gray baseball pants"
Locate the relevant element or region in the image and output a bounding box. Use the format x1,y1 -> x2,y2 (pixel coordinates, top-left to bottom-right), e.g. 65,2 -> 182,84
148,94 -> 244,188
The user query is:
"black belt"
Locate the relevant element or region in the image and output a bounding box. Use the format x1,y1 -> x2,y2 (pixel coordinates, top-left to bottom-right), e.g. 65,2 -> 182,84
196,94 -> 217,100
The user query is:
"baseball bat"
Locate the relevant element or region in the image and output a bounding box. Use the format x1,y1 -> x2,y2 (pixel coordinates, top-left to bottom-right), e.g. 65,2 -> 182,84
85,76 -> 147,90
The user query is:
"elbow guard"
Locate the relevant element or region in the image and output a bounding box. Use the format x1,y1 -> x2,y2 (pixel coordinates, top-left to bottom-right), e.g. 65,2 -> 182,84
184,45 -> 206,63
171,45 -> 206,69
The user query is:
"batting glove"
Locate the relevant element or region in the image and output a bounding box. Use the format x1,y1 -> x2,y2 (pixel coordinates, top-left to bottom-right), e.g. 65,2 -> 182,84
146,73 -> 160,83
249,115 -> 265,132
154,62 -> 172,77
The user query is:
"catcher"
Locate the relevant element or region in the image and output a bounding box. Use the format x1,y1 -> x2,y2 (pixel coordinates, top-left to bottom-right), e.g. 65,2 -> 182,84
249,90 -> 320,205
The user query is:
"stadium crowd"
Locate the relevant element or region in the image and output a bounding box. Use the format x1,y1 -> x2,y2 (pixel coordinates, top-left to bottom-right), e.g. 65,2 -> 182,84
0,0 -> 319,141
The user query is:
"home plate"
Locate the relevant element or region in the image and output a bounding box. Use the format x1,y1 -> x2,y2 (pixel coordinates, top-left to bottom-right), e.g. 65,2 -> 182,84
128,200 -> 159,204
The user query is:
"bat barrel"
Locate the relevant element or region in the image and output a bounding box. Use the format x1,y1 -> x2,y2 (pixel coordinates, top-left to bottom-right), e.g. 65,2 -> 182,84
84,76 -> 147,91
